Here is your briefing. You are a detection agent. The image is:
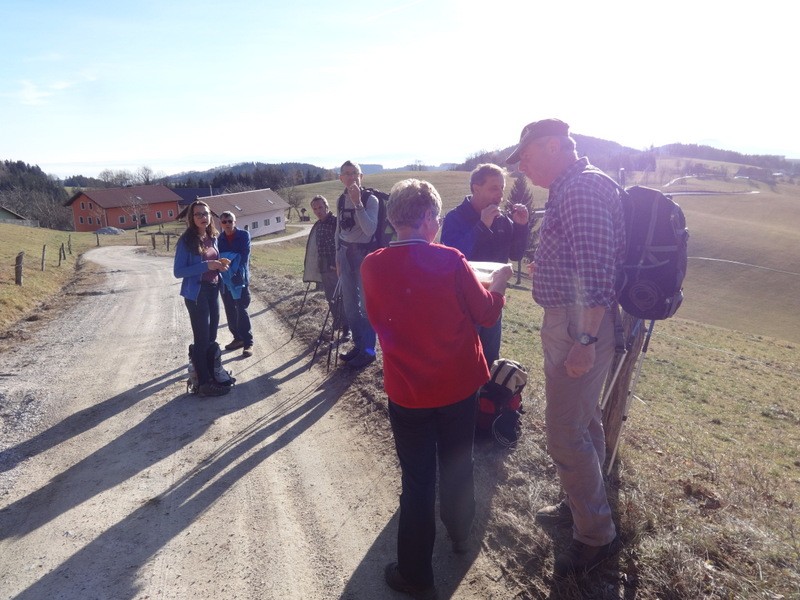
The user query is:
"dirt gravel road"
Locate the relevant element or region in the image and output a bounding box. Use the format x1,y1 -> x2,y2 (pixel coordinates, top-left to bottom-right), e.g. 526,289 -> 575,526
0,246 -> 516,600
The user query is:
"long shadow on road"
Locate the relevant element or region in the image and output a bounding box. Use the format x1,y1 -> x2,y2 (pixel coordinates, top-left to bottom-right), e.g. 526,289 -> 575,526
0,365 -> 187,475
2,371 -> 348,600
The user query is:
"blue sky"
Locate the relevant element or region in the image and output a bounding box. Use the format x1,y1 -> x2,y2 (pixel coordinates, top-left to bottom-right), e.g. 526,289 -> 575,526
1,0 -> 796,178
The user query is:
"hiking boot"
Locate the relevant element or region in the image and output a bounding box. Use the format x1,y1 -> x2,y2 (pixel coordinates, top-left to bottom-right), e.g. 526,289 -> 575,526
338,347 -> 360,362
553,535 -> 622,579
339,329 -> 352,343
198,381 -> 231,397
535,500 -> 573,527
345,351 -> 375,370
384,562 -> 437,600
242,345 -> 253,357
225,339 -> 245,351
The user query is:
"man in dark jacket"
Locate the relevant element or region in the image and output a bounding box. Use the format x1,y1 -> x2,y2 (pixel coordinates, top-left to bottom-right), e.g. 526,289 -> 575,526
441,163 -> 529,365
218,211 -> 253,357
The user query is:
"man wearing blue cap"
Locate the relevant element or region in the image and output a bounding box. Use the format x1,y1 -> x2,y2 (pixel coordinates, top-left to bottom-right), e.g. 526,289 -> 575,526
507,119 -> 625,578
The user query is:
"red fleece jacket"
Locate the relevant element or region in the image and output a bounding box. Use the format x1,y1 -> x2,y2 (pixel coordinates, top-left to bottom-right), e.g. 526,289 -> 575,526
361,241 -> 505,409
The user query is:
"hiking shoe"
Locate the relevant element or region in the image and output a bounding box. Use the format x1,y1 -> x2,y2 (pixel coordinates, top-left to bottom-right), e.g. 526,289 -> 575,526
553,535 -> 622,579
345,351 -> 375,370
242,345 -> 253,357
536,500 -> 573,527
384,562 -> 437,600
198,381 -> 231,397
225,339 -> 245,350
338,347 -> 360,362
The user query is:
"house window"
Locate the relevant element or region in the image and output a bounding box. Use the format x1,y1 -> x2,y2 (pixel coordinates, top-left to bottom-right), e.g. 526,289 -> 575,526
264,218 -> 270,226
119,216 -> 126,224
89,202 -> 93,209
79,216 -> 84,224
156,211 -> 162,219
244,224 -> 248,231
252,221 -> 259,229
88,217 -> 93,224
276,216 -> 282,223
81,202 -> 85,210
168,210 -> 174,217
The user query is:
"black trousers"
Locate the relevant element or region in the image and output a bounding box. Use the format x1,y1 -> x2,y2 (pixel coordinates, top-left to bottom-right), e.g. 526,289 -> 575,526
388,392 -> 478,587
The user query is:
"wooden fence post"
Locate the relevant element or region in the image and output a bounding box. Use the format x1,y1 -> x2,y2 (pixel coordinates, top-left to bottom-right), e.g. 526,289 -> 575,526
135,231 -> 139,246
15,252 -> 24,285
41,245 -> 46,271
96,232 -> 100,247
68,234 -> 72,255
151,234 -> 156,250
166,234 -> 171,251
602,311 -> 646,471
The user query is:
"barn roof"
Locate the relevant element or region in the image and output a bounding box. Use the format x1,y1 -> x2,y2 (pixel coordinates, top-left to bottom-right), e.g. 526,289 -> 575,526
64,185 -> 181,208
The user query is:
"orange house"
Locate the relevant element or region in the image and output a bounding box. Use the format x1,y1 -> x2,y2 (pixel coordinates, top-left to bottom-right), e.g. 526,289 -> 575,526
64,185 -> 182,232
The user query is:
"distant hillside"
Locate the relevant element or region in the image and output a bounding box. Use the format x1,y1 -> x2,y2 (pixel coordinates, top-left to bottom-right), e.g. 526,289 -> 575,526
453,136 -> 800,177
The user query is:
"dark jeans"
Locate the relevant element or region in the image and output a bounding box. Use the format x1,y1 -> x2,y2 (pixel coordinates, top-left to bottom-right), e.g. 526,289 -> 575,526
184,282 -> 220,385
478,313 -> 502,367
388,393 -> 478,588
220,285 -> 253,345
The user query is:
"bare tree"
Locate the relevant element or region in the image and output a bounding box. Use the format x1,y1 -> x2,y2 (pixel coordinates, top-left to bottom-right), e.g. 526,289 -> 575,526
279,186 -> 304,221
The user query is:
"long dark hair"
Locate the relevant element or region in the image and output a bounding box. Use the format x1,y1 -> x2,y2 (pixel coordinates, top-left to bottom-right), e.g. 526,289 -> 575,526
182,200 -> 219,255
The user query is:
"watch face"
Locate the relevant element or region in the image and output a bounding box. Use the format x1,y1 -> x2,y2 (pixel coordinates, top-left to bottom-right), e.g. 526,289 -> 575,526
579,333 -> 597,345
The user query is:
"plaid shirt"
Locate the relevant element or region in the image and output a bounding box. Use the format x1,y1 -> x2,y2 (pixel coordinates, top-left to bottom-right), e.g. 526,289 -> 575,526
533,158 -> 625,309
313,212 -> 337,271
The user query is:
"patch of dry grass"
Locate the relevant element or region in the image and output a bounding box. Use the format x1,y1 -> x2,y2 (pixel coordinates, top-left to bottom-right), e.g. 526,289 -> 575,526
252,230 -> 799,599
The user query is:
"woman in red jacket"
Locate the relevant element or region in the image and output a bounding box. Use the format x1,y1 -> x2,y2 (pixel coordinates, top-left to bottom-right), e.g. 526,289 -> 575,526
361,178 -> 512,600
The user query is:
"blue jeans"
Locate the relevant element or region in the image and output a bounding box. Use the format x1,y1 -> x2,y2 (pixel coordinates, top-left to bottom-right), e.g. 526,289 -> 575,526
220,285 -> 253,345
337,244 -> 375,352
184,282 -> 220,385
478,314 -> 502,367
388,393 -> 478,588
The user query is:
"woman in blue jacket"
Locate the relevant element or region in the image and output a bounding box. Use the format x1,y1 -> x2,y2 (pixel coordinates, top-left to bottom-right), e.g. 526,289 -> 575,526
173,200 -> 231,397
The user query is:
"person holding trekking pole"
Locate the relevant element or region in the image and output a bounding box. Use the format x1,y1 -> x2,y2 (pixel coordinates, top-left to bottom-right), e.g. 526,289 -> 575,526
310,195 -> 350,342
506,119 -> 626,578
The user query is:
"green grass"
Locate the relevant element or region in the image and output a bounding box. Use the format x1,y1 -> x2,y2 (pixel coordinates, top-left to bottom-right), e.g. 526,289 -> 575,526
3,164 -> 800,597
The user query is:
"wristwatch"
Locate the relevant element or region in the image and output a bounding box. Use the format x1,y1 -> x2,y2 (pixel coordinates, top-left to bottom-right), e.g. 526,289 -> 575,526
577,333 -> 598,346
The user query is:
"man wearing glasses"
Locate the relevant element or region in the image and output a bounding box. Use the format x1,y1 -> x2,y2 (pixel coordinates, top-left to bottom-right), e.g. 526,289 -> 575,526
218,211 -> 254,357
335,160 -> 378,369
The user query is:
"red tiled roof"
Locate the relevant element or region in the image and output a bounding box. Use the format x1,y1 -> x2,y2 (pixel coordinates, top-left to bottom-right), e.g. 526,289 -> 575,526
65,185 -> 182,209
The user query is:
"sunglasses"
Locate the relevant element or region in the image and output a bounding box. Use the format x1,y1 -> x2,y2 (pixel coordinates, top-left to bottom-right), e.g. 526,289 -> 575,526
220,219 -> 233,224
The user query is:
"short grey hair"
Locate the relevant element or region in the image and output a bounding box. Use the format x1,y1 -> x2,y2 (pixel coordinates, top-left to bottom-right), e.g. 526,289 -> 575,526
470,163 -> 506,192
387,179 -> 442,229
220,210 -> 235,221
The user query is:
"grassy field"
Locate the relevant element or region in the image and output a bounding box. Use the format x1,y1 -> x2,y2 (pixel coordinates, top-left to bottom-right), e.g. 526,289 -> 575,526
1,163 -> 798,597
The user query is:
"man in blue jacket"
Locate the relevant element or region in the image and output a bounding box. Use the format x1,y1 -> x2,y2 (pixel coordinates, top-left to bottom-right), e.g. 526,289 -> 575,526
441,163 -> 529,365
218,211 -> 254,357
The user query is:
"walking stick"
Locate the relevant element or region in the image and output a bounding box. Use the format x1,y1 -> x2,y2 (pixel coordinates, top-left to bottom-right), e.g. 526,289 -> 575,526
606,319 -> 656,474
291,282 -> 312,339
600,317 -> 643,410
309,301 -> 333,369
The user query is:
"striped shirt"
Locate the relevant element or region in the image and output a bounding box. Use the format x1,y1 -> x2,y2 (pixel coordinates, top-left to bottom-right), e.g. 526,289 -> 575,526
533,158 -> 625,309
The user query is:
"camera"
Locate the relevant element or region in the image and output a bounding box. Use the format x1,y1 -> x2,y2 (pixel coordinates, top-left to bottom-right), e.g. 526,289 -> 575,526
339,208 -> 356,231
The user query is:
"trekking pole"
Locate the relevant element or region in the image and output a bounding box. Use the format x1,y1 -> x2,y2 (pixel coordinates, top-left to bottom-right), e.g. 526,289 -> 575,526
606,319 -> 655,474
291,282 -> 312,339
326,281 -> 344,371
600,317 -> 643,410
310,301 -> 333,369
